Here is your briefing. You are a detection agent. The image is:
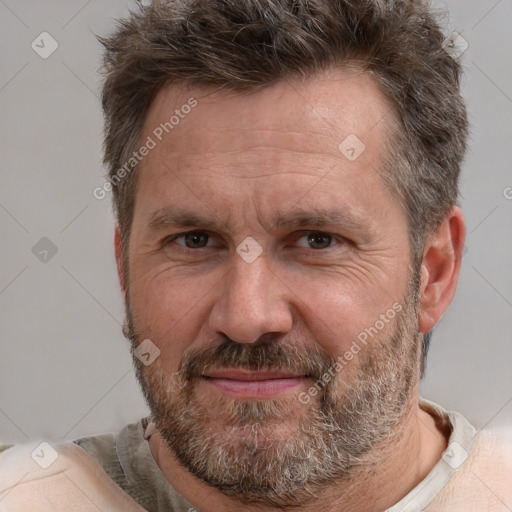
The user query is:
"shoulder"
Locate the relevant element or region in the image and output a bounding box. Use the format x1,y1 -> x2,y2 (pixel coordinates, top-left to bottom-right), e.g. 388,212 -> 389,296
428,425 -> 512,511
0,438 -> 145,512
467,426 -> 512,495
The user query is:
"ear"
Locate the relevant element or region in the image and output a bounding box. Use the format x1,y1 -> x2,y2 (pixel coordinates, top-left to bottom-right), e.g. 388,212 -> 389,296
114,225 -> 126,293
418,207 -> 466,333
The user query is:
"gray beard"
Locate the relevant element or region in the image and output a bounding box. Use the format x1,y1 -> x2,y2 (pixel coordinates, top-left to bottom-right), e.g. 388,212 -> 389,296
125,287 -> 420,508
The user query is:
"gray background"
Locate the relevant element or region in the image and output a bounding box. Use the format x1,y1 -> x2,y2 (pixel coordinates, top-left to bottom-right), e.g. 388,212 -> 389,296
1,0 -> 511,445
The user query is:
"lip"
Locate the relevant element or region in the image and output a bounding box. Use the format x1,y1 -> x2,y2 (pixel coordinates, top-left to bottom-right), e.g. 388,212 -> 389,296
201,369 -> 308,398
204,368 -> 305,380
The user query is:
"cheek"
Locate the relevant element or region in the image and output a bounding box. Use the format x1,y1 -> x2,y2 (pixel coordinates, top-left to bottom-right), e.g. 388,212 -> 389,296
128,268 -> 221,366
285,270 -> 405,361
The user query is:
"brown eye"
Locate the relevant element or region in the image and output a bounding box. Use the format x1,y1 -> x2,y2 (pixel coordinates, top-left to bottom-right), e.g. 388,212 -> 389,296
172,231 -> 210,248
306,231 -> 333,249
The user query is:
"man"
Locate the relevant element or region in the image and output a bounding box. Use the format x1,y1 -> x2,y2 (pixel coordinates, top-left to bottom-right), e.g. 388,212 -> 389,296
1,0 -> 510,511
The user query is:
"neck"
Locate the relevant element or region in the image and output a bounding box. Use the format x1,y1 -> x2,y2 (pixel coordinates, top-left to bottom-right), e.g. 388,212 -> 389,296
149,395 -> 447,512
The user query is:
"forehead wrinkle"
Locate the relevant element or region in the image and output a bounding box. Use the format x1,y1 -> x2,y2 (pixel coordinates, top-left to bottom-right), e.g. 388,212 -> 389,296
147,147 -> 367,184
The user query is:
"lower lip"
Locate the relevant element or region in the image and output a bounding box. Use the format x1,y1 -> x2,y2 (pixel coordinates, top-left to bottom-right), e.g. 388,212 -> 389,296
202,376 -> 307,398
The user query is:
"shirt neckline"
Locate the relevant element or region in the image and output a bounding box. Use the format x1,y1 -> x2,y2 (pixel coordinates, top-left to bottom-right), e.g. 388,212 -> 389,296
385,398 -> 477,511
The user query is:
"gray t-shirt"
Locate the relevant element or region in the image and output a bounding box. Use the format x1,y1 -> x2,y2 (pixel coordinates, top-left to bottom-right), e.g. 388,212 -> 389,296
72,416 -> 196,512
71,398 -> 477,512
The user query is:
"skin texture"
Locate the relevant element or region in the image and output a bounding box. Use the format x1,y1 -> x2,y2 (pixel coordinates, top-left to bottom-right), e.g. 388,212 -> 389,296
115,67 -> 466,512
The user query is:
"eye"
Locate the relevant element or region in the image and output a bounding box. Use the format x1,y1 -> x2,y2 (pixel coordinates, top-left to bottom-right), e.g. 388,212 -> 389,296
167,231 -> 212,249
295,231 -> 338,249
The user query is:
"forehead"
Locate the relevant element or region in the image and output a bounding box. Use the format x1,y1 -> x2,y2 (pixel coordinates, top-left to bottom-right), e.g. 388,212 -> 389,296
143,67 -> 393,162
132,67 -> 400,229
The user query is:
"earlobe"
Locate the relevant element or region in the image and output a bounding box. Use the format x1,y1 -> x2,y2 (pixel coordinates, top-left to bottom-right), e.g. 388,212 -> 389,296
114,225 -> 126,292
418,207 -> 466,333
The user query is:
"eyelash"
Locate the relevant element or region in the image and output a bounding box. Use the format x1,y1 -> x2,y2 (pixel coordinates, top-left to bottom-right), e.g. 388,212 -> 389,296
163,230 -> 346,250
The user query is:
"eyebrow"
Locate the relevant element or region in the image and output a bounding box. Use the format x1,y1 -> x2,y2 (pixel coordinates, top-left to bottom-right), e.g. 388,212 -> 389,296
148,209 -> 230,232
269,208 -> 369,233
147,207 -> 371,235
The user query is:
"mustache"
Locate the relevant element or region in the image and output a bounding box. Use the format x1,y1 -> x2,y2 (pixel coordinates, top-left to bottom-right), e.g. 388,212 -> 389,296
178,335 -> 335,382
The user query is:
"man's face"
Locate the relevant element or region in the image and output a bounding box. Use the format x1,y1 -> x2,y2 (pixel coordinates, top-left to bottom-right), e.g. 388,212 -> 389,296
123,69 -> 422,506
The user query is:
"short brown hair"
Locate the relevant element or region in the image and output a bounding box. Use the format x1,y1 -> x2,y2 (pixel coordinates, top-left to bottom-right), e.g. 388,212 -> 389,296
99,0 -> 468,375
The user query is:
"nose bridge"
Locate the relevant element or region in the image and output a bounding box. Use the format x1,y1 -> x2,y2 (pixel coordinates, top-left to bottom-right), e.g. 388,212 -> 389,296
230,254 -> 271,311
208,252 -> 293,343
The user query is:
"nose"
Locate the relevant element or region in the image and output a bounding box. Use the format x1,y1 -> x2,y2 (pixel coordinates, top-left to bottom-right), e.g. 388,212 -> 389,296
208,254 -> 293,344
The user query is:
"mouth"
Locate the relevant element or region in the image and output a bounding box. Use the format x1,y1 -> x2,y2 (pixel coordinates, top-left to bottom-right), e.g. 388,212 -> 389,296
201,369 -> 309,398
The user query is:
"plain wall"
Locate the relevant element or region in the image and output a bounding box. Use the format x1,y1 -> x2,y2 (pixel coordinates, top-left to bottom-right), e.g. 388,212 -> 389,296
1,0 -> 511,444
